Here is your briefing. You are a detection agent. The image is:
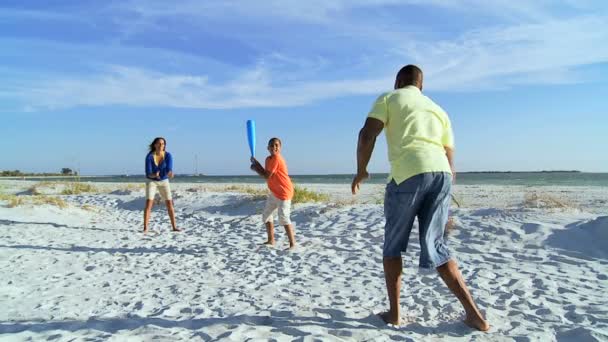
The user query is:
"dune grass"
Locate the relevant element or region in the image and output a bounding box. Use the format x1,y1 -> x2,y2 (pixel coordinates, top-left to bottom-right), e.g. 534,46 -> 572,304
61,182 -> 98,195
0,193 -> 24,207
292,185 -> 330,204
222,185 -> 267,200
523,192 -> 573,209
32,195 -> 68,208
0,193 -> 67,208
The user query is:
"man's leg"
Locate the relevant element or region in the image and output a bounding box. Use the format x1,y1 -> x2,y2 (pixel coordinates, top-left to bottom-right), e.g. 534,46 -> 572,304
165,200 -> 180,232
437,260 -> 489,331
143,199 -> 153,233
380,256 -> 403,325
264,221 -> 275,245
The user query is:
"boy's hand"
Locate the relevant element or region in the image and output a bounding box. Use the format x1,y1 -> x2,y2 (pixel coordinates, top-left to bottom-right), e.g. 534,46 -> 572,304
250,157 -> 262,173
351,170 -> 369,195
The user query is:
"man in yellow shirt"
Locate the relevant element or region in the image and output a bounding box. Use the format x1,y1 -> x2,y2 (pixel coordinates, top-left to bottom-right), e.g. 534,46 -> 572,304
352,65 -> 489,331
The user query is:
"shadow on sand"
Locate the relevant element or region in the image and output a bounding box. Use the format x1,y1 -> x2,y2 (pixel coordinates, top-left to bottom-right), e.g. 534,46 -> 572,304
0,309 -> 475,339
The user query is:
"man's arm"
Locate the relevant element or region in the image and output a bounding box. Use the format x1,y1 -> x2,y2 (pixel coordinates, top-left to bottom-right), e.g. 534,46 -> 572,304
352,118 -> 384,194
444,146 -> 455,182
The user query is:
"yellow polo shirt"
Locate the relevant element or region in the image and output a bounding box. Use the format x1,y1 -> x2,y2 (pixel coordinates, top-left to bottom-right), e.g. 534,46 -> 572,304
368,86 -> 454,185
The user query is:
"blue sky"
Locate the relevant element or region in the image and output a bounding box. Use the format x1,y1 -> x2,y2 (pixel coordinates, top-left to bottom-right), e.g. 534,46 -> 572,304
2,1 -> 607,175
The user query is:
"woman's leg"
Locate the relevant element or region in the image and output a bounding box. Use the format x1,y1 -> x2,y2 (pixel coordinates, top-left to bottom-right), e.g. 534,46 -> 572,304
143,199 -> 154,233
165,200 -> 180,231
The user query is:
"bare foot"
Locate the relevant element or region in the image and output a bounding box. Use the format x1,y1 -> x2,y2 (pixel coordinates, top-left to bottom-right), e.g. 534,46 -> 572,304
172,227 -> 182,232
143,229 -> 149,234
378,311 -> 400,326
464,315 -> 490,331
287,244 -> 296,250
262,240 -> 275,246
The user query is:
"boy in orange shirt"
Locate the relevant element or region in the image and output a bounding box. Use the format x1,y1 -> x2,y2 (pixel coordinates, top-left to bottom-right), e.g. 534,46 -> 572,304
250,137 -> 296,249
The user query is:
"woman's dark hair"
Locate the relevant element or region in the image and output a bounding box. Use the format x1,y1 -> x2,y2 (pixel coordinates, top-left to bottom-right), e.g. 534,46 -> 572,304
149,137 -> 166,152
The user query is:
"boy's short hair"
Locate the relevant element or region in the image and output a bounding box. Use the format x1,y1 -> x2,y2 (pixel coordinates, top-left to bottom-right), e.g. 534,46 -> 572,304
268,137 -> 282,146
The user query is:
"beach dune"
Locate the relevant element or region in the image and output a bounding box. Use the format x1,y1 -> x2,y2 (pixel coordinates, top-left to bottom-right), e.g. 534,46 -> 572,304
1,180 -> 607,341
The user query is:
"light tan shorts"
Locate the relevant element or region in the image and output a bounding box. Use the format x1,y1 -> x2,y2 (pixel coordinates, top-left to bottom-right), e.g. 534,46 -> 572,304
145,179 -> 172,201
262,192 -> 292,225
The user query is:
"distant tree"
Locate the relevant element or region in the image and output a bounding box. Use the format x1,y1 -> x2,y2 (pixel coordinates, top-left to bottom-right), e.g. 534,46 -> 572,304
61,168 -> 73,175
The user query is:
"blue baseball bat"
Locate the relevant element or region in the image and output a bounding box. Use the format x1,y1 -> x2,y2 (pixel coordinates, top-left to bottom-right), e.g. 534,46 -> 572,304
246,120 -> 256,157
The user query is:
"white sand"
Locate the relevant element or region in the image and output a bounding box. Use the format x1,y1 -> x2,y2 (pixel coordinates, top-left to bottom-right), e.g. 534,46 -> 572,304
1,180 -> 607,341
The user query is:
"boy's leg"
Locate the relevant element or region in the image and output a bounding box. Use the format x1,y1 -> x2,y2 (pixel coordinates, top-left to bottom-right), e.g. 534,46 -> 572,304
264,221 -> 275,245
283,224 -> 296,249
262,194 -> 279,245
277,199 -> 295,248
437,260 -> 489,331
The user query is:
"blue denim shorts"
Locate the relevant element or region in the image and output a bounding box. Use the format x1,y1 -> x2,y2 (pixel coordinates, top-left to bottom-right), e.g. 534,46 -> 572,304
383,172 -> 452,269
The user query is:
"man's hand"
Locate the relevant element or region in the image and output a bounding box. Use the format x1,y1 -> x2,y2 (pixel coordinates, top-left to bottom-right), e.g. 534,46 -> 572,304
351,170 -> 369,195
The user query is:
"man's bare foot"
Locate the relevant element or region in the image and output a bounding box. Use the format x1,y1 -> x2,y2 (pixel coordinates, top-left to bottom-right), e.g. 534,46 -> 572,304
172,227 -> 182,232
464,315 -> 490,331
378,311 -> 400,326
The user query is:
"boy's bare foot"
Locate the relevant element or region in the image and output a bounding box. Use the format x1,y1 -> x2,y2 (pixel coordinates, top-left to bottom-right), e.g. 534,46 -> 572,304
378,311 -> 400,326
464,315 -> 490,331
172,227 -> 182,232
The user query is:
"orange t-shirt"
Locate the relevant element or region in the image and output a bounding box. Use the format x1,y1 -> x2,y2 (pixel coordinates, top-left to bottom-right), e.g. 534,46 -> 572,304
265,154 -> 294,200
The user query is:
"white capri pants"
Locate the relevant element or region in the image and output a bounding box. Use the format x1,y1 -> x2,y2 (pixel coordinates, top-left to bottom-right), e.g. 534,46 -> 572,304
262,192 -> 292,225
145,179 -> 173,201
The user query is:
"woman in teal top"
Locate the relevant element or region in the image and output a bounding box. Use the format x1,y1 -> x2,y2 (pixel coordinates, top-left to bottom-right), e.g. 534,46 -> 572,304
143,137 -> 180,233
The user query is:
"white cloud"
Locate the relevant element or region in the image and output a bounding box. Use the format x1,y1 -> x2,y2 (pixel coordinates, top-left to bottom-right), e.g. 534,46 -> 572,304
1,1 -> 607,110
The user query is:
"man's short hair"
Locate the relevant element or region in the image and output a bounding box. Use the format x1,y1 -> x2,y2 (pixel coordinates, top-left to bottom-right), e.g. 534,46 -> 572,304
395,65 -> 423,87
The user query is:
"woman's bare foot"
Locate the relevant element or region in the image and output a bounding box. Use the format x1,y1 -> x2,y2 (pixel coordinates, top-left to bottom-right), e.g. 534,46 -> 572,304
378,311 -> 400,326
464,315 -> 490,331
263,240 -> 275,246
172,227 -> 182,232
143,228 -> 149,234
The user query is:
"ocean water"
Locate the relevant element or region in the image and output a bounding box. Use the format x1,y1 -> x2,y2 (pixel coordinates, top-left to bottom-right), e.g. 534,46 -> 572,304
15,172 -> 608,187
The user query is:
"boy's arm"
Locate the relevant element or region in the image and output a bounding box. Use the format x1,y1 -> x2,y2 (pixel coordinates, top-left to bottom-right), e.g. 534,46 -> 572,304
250,157 -> 270,179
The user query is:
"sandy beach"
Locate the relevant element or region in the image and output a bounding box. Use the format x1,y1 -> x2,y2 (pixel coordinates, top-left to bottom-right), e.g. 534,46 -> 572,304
1,179 -> 607,341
